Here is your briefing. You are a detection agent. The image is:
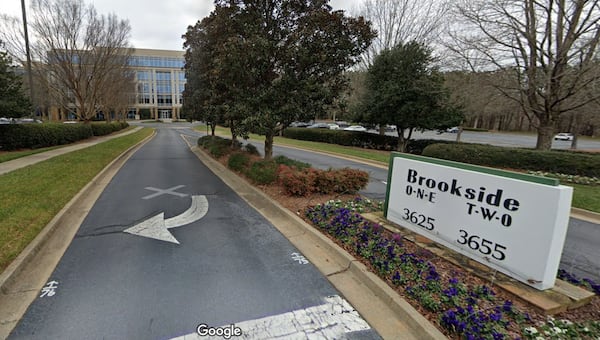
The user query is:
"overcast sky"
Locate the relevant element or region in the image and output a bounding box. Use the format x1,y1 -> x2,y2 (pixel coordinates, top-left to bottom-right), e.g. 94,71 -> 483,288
2,0 -> 363,51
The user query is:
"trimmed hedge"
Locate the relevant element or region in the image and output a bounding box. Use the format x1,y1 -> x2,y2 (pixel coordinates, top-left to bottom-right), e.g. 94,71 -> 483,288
282,128 -> 465,154
405,139 -> 461,155
422,143 -> 600,177
90,122 -> 129,136
283,128 -> 398,150
0,124 -> 92,150
0,122 -> 129,151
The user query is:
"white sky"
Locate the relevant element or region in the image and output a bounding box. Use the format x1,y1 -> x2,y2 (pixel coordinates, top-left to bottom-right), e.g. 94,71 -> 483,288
1,0 -> 363,51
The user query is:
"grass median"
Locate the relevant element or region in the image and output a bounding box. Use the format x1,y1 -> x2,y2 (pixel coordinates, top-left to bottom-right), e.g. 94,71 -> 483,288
0,128 -> 154,272
197,124 -> 600,213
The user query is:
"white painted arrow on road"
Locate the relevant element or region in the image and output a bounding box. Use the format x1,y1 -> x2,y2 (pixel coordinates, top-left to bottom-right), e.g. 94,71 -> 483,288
124,195 -> 209,244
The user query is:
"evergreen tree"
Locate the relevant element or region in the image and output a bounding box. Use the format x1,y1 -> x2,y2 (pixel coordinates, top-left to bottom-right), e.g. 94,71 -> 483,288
0,42 -> 31,118
362,41 -> 463,152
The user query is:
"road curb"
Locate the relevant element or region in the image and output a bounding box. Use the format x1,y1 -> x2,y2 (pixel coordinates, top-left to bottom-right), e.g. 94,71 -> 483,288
188,144 -> 447,339
571,207 -> 600,224
0,129 -> 155,338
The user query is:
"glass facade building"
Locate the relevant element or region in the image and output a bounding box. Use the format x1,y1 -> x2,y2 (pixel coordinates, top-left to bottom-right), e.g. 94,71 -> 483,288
128,48 -> 186,120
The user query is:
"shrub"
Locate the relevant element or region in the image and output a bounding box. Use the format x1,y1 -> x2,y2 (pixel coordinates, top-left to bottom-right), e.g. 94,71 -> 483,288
283,128 -> 397,150
243,143 -> 260,156
247,160 -> 278,185
228,152 -> 251,172
422,143 -> 600,177
333,168 -> 370,194
209,144 -> 228,158
273,155 -> 311,170
278,165 -> 369,196
198,135 -> 240,157
405,139 -> 460,155
197,135 -> 215,148
279,165 -> 317,196
0,123 -> 94,150
91,122 -> 125,136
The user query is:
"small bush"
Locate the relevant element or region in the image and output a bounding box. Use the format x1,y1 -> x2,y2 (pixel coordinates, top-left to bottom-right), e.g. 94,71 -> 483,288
273,155 -> 311,170
333,168 -> 370,194
228,152 -> 251,172
279,165 -> 317,196
247,160 -> 278,185
198,135 -> 240,157
243,143 -> 260,156
209,144 -> 228,158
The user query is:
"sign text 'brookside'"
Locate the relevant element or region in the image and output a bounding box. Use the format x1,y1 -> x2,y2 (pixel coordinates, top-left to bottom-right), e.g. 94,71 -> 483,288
406,168 -> 520,228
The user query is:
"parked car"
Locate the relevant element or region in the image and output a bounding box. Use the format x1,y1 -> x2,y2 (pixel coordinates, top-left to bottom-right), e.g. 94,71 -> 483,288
290,121 -> 310,128
343,125 -> 367,132
328,123 -> 340,130
307,123 -> 331,129
554,133 -> 574,141
0,117 -> 11,124
18,118 -> 43,124
446,127 -> 459,133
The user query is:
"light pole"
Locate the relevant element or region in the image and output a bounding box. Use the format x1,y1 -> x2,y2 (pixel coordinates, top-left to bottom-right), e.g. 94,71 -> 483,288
21,0 -> 36,118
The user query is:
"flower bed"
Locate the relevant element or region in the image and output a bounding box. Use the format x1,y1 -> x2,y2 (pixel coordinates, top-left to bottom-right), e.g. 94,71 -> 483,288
304,199 -> 600,339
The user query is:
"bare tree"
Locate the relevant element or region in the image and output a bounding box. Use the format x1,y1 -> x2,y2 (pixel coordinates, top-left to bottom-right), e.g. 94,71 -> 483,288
449,0 -> 600,150
97,67 -> 135,122
356,0 -> 450,68
26,0 -> 133,122
0,15 -> 26,63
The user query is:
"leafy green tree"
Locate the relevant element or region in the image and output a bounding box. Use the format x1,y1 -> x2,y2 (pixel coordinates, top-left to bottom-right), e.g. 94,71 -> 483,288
184,0 -> 375,159
361,41 -> 462,152
0,43 -> 31,118
183,5 -> 240,137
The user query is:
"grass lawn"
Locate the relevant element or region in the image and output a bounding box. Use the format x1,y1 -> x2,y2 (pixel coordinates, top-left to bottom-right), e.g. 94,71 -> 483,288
0,146 -> 65,163
571,183 -> 600,213
197,124 -> 600,213
0,128 -> 153,272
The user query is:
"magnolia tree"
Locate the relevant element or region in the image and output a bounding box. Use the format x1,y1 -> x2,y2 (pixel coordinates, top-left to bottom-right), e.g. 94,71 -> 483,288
183,0 -> 375,159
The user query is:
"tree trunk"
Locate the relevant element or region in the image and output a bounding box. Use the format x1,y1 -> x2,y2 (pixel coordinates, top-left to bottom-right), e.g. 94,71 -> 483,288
535,124 -> 554,150
396,127 -> 413,153
571,135 -> 578,150
264,131 -> 274,160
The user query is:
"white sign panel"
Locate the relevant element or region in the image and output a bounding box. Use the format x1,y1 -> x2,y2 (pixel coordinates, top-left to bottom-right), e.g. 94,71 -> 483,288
385,153 -> 573,290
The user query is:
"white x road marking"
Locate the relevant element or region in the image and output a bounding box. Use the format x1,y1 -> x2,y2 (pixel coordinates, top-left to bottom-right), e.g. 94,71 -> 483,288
142,185 -> 188,200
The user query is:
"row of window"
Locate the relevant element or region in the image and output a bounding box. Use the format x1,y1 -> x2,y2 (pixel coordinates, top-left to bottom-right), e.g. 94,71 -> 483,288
137,94 -> 183,105
137,70 -> 185,80
138,82 -> 183,95
129,56 -> 185,69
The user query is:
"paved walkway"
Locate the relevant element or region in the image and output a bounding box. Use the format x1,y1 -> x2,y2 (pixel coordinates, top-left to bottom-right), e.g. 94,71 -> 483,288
0,127 -> 142,176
